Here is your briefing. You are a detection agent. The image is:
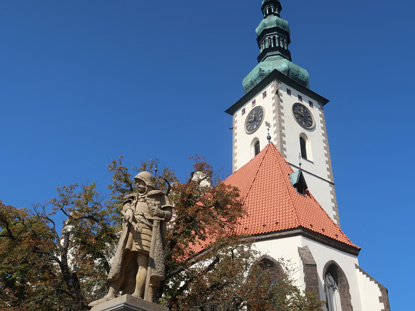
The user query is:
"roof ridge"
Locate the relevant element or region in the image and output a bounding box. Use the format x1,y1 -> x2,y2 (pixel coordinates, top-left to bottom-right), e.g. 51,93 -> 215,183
271,146 -> 301,227
243,145 -> 271,201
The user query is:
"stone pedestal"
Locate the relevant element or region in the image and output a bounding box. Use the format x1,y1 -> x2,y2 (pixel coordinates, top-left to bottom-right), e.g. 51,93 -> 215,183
90,295 -> 169,311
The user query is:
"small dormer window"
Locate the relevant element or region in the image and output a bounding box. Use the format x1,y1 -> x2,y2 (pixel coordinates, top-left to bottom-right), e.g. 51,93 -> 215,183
289,170 -> 308,195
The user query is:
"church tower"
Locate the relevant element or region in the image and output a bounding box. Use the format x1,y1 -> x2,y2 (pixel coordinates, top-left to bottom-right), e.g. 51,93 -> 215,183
226,0 -> 339,225
224,1 -> 390,310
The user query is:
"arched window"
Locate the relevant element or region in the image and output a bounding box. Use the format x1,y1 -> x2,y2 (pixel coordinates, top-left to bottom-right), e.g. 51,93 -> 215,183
300,134 -> 312,161
247,256 -> 284,310
254,140 -> 260,156
300,136 -> 307,159
323,262 -> 353,311
326,273 -> 342,311
272,36 -> 276,47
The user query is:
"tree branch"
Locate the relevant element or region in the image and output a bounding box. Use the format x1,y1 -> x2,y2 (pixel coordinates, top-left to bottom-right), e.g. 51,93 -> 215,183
0,217 -> 16,240
168,256 -> 220,308
41,215 -> 63,250
33,246 -> 62,266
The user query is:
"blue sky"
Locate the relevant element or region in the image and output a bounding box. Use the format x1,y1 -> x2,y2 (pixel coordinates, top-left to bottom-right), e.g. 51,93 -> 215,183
0,0 -> 413,308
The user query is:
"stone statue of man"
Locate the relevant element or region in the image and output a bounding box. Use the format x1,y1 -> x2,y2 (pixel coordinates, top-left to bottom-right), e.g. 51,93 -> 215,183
89,171 -> 172,307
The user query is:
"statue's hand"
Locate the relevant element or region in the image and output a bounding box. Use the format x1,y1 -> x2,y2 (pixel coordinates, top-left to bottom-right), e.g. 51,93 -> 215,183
152,207 -> 166,218
148,201 -> 161,217
124,209 -> 134,222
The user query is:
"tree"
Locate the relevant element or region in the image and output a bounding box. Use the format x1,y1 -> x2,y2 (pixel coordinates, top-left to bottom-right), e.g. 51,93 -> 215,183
0,182 -> 118,310
0,156 -> 323,310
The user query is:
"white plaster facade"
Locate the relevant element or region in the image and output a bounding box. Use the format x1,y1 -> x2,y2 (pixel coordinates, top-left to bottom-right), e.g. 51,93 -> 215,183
355,267 -> 386,311
231,78 -> 339,224
253,236 -> 388,311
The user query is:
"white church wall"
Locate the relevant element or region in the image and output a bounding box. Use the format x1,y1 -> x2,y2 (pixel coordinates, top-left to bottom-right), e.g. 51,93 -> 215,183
355,267 -> 385,311
253,235 -> 372,310
254,236 -> 306,291
302,237 -> 363,310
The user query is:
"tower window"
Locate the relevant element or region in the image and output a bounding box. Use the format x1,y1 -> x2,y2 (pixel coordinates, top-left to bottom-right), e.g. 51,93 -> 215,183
254,140 -> 260,156
300,136 -> 307,159
287,88 -> 291,95
299,134 -> 312,161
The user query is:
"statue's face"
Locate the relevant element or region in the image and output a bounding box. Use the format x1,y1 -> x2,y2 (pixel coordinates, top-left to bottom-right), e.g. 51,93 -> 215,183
137,180 -> 147,194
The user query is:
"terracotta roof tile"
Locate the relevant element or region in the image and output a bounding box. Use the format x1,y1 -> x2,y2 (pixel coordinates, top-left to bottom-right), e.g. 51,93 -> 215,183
225,144 -> 359,249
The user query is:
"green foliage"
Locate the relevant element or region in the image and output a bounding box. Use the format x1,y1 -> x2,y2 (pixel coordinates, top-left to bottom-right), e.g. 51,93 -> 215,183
0,156 -> 323,311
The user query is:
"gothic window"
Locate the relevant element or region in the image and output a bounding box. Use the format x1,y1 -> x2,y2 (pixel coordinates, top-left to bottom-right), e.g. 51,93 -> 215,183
247,257 -> 284,310
325,273 -> 342,311
323,262 -> 353,311
272,36 -> 276,47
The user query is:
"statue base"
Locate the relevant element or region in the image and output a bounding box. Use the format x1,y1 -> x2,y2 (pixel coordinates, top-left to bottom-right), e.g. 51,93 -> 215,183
90,294 -> 169,311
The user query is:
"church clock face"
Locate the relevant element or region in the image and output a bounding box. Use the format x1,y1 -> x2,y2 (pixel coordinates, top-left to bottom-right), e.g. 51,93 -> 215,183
245,106 -> 264,134
292,103 -> 314,130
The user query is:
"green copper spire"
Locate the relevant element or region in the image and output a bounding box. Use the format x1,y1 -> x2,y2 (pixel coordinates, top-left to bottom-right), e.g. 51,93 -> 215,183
243,0 -> 310,93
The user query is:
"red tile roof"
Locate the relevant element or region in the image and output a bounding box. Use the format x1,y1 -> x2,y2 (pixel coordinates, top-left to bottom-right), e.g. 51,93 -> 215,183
225,143 -> 359,250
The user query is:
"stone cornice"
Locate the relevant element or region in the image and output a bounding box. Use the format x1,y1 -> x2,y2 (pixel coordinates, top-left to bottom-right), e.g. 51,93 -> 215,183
248,227 -> 360,256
